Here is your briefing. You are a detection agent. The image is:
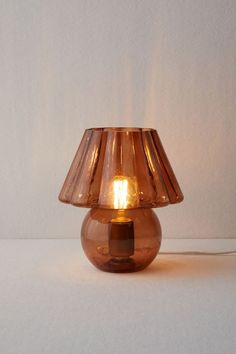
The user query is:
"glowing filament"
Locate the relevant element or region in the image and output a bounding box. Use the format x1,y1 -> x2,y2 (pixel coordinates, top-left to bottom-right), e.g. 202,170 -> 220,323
113,179 -> 128,209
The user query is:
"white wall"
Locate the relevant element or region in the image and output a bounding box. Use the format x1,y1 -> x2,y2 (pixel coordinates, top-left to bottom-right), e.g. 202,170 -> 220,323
1,0 -> 236,238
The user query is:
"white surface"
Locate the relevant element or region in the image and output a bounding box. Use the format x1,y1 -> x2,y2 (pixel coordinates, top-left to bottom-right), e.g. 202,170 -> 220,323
0,239 -> 235,354
1,1 -> 236,238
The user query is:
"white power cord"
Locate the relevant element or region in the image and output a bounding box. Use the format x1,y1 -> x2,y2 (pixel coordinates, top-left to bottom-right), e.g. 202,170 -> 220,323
159,251 -> 236,256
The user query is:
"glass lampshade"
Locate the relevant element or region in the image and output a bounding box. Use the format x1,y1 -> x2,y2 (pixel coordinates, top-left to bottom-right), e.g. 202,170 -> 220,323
59,127 -> 183,208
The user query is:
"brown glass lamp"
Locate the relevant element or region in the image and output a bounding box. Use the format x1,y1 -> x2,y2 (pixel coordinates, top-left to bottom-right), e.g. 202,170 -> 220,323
59,127 -> 183,273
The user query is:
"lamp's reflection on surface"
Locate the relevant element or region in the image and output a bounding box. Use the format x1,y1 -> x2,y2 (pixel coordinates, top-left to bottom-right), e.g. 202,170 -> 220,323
41,250 -> 236,285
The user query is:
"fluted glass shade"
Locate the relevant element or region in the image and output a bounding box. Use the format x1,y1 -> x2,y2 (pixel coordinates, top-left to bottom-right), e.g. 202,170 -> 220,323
59,127 -> 183,209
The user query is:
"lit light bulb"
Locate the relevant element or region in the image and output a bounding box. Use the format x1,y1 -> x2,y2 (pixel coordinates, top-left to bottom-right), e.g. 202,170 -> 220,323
111,176 -> 138,209
113,178 -> 128,209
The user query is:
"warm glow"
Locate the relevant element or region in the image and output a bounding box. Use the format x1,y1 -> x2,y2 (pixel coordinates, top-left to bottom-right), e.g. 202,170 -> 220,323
113,178 -> 128,209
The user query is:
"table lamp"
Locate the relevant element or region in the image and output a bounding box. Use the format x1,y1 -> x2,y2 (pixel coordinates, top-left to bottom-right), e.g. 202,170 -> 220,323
59,127 -> 183,272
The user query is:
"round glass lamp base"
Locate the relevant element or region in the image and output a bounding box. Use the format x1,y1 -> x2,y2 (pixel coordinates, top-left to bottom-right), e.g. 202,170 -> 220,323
81,208 -> 162,273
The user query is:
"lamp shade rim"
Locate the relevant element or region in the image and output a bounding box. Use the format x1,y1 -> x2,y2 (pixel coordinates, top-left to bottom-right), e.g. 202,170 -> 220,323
58,195 -> 184,209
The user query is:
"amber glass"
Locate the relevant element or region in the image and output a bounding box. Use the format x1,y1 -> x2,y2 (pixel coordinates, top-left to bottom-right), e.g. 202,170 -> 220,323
81,208 -> 161,272
59,127 -> 184,273
59,127 -> 184,208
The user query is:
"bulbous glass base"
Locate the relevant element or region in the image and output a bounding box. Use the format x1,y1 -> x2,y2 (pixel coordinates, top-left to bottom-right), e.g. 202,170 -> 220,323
81,208 -> 162,273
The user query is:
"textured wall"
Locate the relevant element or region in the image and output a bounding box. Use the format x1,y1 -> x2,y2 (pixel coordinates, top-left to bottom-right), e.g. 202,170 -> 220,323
1,0 -> 236,238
